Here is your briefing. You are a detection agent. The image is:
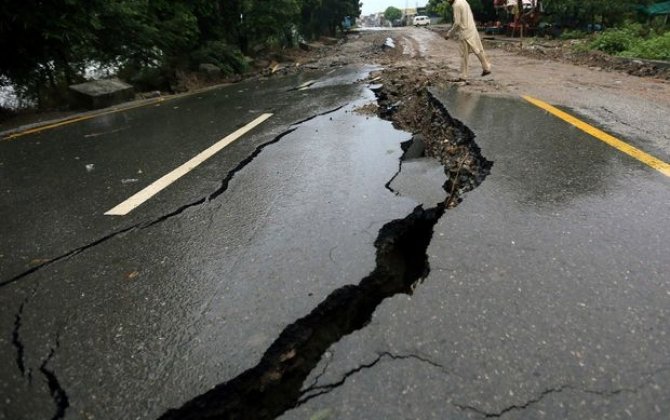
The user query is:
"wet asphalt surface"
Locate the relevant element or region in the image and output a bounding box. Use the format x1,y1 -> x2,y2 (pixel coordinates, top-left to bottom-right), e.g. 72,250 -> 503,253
1,63 -> 669,419
284,88 -> 670,419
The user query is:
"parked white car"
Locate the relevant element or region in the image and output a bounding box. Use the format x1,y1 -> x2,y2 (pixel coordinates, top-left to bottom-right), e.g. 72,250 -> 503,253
413,16 -> 430,26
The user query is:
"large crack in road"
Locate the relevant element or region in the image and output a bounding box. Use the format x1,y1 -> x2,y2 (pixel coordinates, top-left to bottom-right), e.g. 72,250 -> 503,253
7,67 -> 491,419
160,202 -> 446,420
158,75 -> 492,420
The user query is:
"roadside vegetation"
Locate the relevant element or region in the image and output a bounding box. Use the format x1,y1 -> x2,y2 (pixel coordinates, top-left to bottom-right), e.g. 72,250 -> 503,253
426,0 -> 669,61
575,23 -> 670,60
1,0 -> 667,115
384,6 -> 403,23
0,0 -> 360,110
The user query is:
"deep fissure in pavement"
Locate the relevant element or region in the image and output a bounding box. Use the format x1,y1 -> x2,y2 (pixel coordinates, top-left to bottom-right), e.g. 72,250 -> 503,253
39,339 -> 70,420
160,203 -> 443,420
158,82 -> 491,419
12,302 -> 27,377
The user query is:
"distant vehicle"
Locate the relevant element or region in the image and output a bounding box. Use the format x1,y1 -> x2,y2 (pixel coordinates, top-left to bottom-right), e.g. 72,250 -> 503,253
413,16 -> 430,27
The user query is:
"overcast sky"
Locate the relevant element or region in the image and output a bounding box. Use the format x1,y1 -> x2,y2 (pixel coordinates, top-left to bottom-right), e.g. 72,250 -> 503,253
360,0 -> 429,16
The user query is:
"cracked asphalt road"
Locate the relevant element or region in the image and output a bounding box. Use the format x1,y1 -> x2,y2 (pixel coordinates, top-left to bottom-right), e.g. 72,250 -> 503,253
2,28 -> 670,420
281,89 -> 670,420
1,65 -> 439,419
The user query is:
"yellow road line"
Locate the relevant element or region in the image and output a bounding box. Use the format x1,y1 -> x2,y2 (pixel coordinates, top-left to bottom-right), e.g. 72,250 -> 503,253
523,95 -> 670,177
1,97 -> 169,141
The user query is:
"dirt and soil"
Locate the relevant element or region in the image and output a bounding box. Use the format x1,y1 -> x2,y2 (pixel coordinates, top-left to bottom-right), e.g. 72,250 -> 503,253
350,27 -> 669,106
304,26 -> 670,200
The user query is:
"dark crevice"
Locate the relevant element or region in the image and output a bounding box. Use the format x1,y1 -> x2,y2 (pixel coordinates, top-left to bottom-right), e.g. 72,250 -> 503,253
208,128 -> 297,201
143,103 -> 346,224
298,351 -> 448,406
425,91 -> 491,207
288,105 -> 345,126
10,283 -> 41,383
298,354 -> 387,405
39,338 -> 70,420
145,127 -> 299,226
455,386 -> 569,418
383,142 -> 406,195
304,351 -> 334,391
157,83 -> 491,420
147,107 -> 352,224
12,302 -> 27,377
159,202 -> 445,420
0,224 -> 139,289
1,106 -> 347,289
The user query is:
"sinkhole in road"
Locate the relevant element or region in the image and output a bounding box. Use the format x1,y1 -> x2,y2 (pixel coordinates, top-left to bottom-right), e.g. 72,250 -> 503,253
159,77 -> 492,420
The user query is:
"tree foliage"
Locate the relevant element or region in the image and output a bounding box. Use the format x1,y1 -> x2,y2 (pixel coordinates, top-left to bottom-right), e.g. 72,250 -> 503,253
590,23 -> 670,60
0,0 -> 361,108
542,0 -> 635,27
384,6 -> 403,22
427,0 -> 453,22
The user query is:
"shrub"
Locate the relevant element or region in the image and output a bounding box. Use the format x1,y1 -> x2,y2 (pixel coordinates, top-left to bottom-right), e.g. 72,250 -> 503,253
560,29 -> 588,40
618,32 -> 670,60
190,41 -> 249,75
589,27 -> 640,54
120,66 -> 170,92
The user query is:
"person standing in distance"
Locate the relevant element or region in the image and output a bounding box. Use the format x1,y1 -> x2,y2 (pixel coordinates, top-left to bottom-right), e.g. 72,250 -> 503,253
446,0 -> 492,80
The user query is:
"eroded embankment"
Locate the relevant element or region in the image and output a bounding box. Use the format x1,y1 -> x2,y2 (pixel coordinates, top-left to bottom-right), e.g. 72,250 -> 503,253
158,72 -> 491,420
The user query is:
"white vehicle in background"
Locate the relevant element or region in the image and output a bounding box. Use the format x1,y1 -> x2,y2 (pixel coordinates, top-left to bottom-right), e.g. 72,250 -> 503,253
413,15 -> 430,27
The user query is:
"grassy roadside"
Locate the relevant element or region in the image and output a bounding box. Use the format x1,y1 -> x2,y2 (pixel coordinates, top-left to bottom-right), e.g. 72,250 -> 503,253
573,23 -> 670,61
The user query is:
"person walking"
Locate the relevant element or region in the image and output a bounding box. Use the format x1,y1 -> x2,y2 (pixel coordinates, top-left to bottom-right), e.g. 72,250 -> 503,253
446,0 -> 492,80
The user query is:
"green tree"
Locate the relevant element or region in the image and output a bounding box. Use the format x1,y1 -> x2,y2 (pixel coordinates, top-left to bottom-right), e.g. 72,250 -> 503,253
243,0 -> 299,48
0,0 -> 364,109
542,0 -> 634,27
384,6 -> 403,22
427,0 -> 452,23
0,0 -> 112,105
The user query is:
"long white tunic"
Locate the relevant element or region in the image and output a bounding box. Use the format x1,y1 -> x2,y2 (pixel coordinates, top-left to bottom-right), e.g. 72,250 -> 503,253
447,0 -> 485,53
447,0 -> 479,41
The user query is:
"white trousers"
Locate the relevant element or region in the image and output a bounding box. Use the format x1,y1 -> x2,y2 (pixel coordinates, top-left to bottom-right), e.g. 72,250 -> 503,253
459,37 -> 491,79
